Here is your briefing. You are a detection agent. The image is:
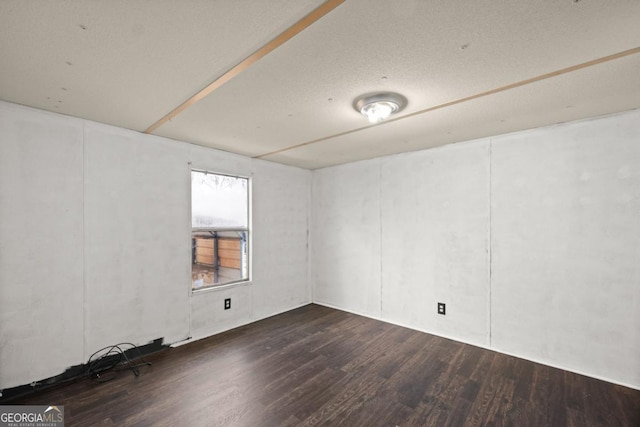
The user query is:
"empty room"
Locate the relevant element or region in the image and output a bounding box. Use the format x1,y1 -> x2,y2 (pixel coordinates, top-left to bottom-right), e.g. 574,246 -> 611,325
0,1 -> 639,426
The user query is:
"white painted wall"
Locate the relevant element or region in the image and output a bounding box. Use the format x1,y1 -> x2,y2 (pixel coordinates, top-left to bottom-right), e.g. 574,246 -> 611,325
312,109 -> 640,389
312,160 -> 382,317
0,101 -> 311,389
380,143 -> 490,345
490,110 -> 640,388
250,159 -> 311,321
83,122 -> 191,355
0,103 -> 84,388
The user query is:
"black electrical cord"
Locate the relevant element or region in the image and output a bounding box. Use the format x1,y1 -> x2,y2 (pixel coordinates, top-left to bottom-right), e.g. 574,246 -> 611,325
86,343 -> 152,383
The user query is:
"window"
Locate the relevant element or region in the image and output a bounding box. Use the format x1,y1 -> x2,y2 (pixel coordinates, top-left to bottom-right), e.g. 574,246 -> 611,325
191,170 -> 249,289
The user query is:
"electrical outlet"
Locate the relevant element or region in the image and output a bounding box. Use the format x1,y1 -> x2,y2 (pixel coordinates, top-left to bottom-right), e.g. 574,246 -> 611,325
224,298 -> 231,310
437,302 -> 446,315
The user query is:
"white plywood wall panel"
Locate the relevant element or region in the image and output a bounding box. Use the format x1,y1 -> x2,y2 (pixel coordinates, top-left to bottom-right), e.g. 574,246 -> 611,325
0,102 -> 84,388
187,143 -> 253,178
190,284 -> 253,340
83,122 -> 190,357
490,109 -> 640,388
380,142 -> 490,346
312,160 -> 382,317
251,160 -> 311,320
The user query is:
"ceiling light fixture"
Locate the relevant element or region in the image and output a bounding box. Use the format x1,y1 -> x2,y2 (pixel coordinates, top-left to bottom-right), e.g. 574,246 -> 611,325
354,92 -> 407,124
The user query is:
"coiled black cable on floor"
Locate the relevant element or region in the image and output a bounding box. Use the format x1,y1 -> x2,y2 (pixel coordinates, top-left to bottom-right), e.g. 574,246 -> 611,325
86,343 -> 152,383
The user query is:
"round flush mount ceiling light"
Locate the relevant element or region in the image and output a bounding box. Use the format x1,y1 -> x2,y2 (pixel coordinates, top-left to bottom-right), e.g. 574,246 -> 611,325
353,92 -> 407,124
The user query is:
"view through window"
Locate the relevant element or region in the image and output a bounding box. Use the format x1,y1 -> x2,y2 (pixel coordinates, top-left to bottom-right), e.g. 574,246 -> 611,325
191,170 -> 249,289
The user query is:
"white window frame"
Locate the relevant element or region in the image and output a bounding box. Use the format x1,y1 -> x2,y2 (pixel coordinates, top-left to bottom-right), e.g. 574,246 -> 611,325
190,169 -> 251,291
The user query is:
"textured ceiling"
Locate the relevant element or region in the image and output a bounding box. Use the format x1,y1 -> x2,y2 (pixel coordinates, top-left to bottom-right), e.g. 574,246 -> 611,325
1,0 -> 639,169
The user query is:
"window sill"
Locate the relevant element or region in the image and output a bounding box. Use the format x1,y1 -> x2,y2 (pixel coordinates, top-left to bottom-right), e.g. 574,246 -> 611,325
191,280 -> 252,294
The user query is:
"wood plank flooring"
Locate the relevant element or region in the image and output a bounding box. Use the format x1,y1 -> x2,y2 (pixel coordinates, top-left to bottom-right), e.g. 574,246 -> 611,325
10,304 -> 640,426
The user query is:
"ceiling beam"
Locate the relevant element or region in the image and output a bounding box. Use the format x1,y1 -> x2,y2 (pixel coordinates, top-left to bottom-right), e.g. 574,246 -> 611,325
144,0 -> 345,134
255,46 -> 640,160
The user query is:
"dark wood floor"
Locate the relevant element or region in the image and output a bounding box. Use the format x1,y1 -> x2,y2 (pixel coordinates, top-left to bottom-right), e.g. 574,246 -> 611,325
11,304 -> 640,426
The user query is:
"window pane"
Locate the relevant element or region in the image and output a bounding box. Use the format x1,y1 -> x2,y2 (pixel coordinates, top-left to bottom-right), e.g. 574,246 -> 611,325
191,171 -> 248,228
192,231 -> 249,288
